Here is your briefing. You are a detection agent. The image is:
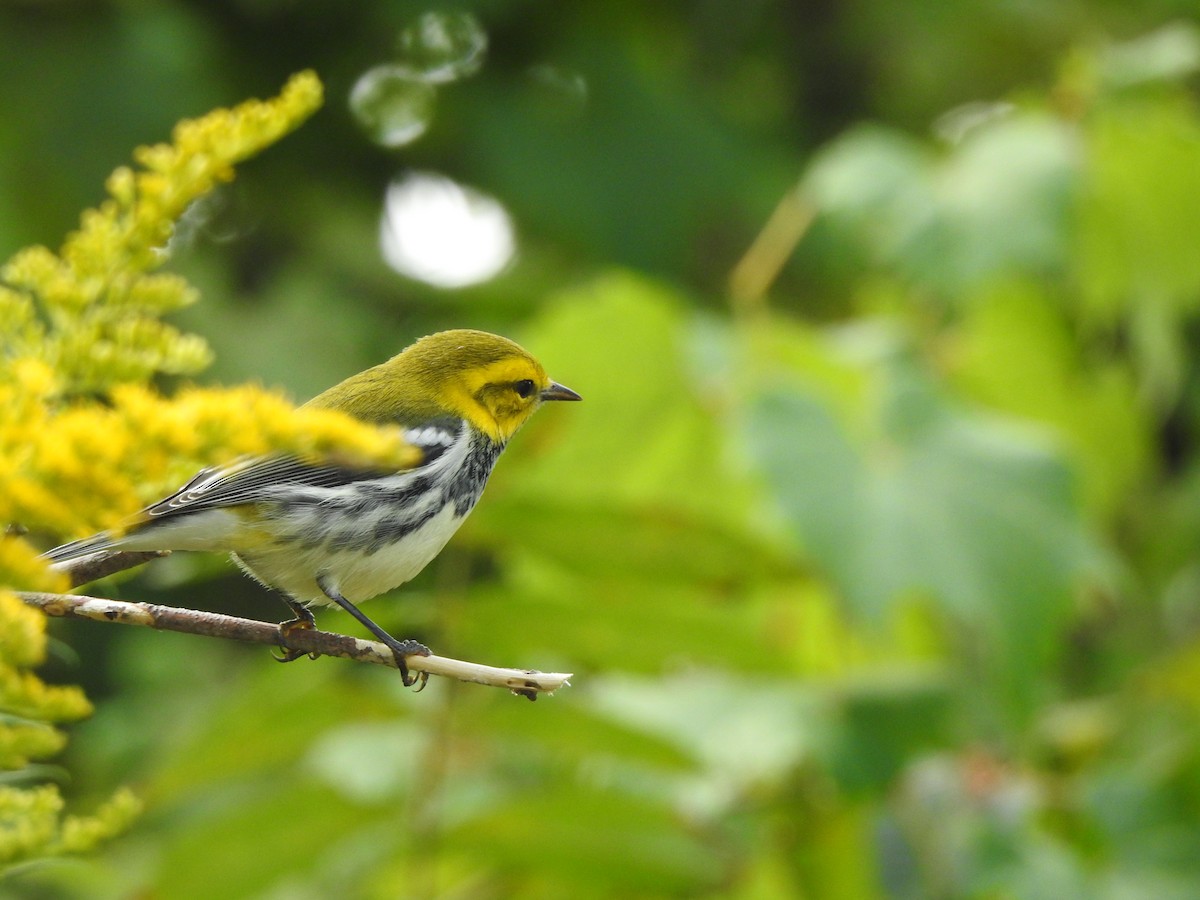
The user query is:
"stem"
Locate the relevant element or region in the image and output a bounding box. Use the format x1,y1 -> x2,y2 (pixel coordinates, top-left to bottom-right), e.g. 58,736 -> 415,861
728,184 -> 815,316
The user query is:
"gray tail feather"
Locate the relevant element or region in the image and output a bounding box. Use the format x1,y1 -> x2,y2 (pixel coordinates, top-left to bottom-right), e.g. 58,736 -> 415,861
42,532 -> 119,564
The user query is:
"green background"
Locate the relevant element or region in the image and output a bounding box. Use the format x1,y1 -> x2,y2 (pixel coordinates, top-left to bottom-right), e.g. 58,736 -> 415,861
5,1 -> 1200,897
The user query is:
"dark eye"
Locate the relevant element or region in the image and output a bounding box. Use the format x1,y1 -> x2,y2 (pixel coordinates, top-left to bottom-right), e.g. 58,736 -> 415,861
513,379 -> 536,399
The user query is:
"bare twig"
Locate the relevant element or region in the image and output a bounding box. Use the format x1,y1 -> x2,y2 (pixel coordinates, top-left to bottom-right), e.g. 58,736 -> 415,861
18,591 -> 572,700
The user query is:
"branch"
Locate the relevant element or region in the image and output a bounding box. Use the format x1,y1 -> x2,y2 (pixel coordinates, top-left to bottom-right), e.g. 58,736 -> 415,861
18,591 -> 572,701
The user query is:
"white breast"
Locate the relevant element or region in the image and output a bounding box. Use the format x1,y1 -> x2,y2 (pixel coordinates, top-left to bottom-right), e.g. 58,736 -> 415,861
323,502 -> 465,602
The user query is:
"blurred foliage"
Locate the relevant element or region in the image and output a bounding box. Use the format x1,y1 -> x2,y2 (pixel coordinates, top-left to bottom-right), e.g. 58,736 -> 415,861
4,2 -> 1200,898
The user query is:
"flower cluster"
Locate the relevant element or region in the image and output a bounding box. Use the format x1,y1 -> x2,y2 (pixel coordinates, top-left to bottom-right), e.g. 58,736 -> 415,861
0,70 -> 409,870
0,70 -> 321,394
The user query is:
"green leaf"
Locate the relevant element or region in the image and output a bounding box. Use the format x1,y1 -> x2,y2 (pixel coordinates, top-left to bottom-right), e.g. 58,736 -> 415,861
1097,21 -> 1200,88
746,348 -> 1101,711
446,782 -> 727,895
931,114 -> 1076,288
452,556 -> 796,675
473,499 -> 793,585
587,672 -> 828,792
1076,99 -> 1200,315
951,281 -> 1151,520
504,272 -> 765,526
468,687 -> 700,774
805,115 -> 1076,293
822,672 -> 954,794
150,781 -> 387,899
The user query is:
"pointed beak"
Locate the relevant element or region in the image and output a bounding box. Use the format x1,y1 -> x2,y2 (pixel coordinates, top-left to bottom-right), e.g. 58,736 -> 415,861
541,381 -> 582,402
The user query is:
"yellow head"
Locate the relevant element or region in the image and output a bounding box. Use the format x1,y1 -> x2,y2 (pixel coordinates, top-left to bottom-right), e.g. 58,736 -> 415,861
307,329 -> 580,443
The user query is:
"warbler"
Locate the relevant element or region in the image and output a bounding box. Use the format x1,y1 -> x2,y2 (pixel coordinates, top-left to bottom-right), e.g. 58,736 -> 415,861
44,329 -> 581,684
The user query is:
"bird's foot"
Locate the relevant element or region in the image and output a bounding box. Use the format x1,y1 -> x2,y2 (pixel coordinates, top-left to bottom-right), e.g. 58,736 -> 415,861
274,611 -> 321,662
381,637 -> 431,689
315,577 -> 432,688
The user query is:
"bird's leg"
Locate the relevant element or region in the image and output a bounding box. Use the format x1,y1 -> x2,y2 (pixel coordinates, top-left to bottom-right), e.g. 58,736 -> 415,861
274,597 -> 321,662
317,576 -> 430,688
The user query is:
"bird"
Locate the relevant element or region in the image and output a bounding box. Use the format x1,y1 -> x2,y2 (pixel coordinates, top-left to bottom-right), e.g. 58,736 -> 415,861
43,329 -> 581,685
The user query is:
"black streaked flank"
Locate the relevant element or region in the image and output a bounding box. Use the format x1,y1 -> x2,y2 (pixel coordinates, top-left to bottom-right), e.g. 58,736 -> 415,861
448,432 -> 502,516
283,428 -> 503,553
